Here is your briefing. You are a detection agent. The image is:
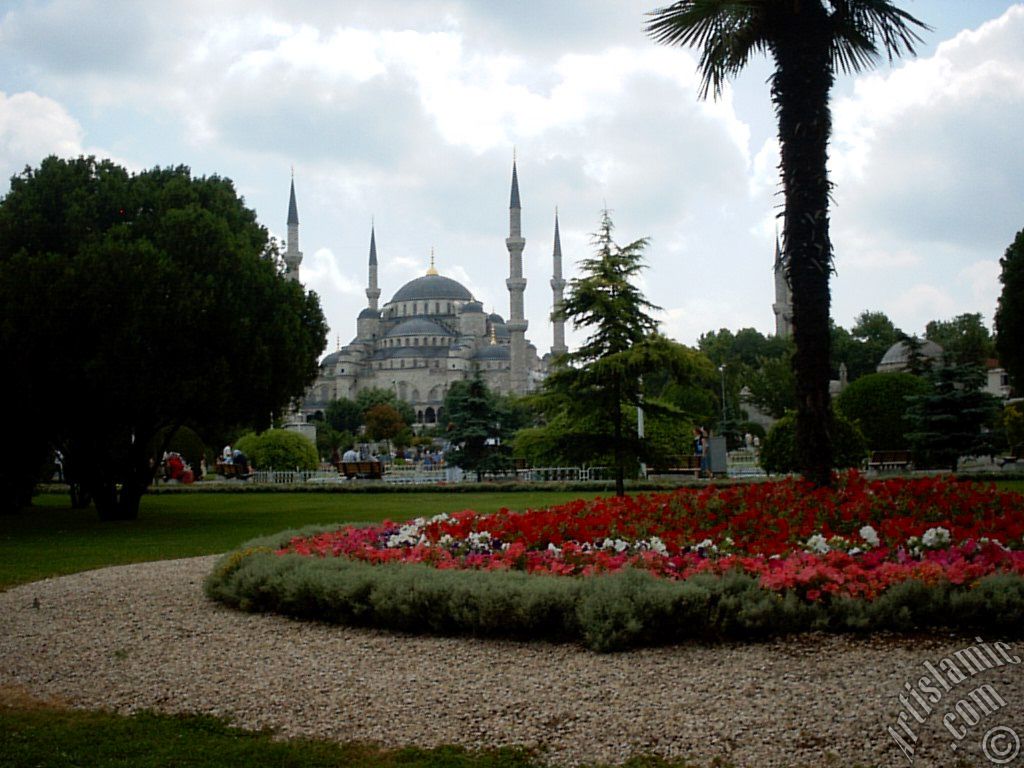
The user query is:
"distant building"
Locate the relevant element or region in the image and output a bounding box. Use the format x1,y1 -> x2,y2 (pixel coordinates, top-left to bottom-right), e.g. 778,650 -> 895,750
876,339 -> 944,374
296,160 -> 568,426
772,235 -> 793,339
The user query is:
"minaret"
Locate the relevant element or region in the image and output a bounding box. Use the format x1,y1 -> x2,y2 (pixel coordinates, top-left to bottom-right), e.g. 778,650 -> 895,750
772,233 -> 793,338
505,155 -> 528,394
283,174 -> 303,282
366,223 -> 380,311
550,208 -> 567,358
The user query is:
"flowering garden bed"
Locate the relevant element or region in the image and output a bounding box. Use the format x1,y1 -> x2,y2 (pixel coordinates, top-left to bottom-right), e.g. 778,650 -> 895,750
205,473 -> 1024,651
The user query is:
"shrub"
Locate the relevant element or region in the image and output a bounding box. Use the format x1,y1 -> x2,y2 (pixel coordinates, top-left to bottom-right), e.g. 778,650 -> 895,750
234,429 -> 319,471
834,372 -> 930,450
206,531 -> 1024,652
760,412 -> 867,475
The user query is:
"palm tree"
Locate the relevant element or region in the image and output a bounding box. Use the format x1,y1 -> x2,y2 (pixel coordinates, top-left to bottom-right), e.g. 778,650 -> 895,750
646,1 -> 927,486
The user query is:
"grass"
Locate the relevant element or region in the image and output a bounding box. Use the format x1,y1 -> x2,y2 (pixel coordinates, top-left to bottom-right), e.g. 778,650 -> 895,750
0,691 -> 557,768
0,489 -> 593,589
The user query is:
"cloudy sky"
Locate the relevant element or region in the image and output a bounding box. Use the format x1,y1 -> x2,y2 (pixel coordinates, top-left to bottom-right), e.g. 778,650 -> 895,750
2,1 -> 1021,356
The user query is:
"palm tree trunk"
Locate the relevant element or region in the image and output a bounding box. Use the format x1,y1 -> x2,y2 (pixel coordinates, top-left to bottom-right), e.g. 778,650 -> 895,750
773,10 -> 836,487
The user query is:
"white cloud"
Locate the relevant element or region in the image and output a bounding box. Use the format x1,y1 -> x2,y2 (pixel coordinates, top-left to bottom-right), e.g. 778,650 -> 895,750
0,91 -> 84,181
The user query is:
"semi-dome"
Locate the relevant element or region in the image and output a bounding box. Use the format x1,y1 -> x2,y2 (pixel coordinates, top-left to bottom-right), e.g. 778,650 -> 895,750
319,350 -> 344,368
877,339 -> 944,373
474,344 -> 511,361
358,307 -> 381,320
390,274 -> 473,303
385,317 -> 454,337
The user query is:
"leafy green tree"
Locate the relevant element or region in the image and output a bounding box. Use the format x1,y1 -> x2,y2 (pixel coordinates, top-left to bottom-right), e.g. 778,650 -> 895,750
834,372 -> 929,450
926,313 -> 995,368
759,412 -> 867,475
904,363 -> 1001,471
1005,403 -> 1024,451
539,211 -> 706,495
647,1 -> 927,486
996,229 -> 1024,392
356,388 -> 415,426
443,369 -> 509,480
832,311 -> 903,381
363,403 -> 406,447
324,398 -> 365,434
235,429 -> 319,471
0,156 -> 327,517
744,351 -> 797,419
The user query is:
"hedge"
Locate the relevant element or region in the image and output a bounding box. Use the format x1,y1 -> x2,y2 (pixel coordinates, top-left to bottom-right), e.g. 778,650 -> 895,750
206,528 -> 1024,652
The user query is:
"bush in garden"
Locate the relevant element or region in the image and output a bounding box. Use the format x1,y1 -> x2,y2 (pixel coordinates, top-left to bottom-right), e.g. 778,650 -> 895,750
234,429 -> 319,471
834,372 -> 929,450
760,412 -> 867,474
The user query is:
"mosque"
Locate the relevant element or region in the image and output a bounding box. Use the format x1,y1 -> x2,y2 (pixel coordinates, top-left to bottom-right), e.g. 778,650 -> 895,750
289,161 -> 568,426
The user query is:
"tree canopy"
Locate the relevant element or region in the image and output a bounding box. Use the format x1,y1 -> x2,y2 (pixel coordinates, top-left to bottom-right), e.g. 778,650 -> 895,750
926,313 -> 995,368
536,211 -> 707,495
996,229 -> 1024,392
0,156 -> 327,517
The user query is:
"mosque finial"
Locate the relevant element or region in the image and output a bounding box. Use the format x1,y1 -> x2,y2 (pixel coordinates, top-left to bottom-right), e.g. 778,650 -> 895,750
490,325 -> 498,345
426,247 -> 438,276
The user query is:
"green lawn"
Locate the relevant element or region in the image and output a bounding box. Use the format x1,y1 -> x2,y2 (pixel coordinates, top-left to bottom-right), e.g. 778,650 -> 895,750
0,702 -> 619,768
0,489 -> 593,589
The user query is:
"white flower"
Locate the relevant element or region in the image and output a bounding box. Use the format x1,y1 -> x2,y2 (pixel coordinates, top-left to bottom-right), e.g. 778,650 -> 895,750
694,538 -> 718,554
805,534 -> 830,554
547,542 -> 562,555
614,539 -> 629,553
647,537 -> 668,555
921,527 -> 951,549
859,525 -> 880,548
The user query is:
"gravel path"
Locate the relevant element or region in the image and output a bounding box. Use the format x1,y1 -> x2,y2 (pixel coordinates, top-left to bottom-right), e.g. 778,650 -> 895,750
2,556 -> 1022,767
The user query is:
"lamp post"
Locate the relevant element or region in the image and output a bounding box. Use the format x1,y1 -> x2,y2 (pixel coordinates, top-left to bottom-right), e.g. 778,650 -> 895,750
718,364 -> 727,434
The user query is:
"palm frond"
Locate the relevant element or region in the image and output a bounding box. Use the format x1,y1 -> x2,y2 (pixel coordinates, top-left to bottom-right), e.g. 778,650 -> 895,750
828,0 -> 930,75
645,0 -> 772,98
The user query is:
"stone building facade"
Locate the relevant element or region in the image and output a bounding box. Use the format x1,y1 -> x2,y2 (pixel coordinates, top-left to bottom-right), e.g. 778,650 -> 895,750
300,161 -> 566,426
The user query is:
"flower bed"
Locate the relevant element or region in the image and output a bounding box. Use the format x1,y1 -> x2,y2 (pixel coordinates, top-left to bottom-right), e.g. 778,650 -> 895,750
206,474 -> 1024,650
277,473 -> 1024,601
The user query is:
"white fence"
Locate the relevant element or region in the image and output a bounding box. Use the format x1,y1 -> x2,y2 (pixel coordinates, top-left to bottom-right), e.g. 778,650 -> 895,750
242,465 -> 612,485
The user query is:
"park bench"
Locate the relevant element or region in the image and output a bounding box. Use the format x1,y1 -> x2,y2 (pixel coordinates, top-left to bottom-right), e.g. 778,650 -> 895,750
999,445 -> 1023,468
867,450 -> 912,471
216,462 -> 250,480
651,455 -> 703,477
337,460 -> 384,480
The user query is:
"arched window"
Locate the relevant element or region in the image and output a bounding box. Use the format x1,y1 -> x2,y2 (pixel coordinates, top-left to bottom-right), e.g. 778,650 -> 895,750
425,407 -> 436,424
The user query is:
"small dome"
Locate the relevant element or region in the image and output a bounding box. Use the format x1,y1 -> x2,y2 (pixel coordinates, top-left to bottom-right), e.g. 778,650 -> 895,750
487,312 -> 506,324
473,344 -> 511,361
390,274 -> 473,303
462,300 -> 484,313
358,307 -> 381,320
878,339 -> 944,373
385,317 -> 454,337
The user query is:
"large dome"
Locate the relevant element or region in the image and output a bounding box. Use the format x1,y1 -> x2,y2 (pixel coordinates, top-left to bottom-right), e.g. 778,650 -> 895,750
390,274 -> 473,303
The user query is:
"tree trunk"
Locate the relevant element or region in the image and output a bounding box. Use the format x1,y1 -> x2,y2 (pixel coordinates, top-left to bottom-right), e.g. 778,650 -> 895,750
612,382 -> 625,497
773,13 -> 836,487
